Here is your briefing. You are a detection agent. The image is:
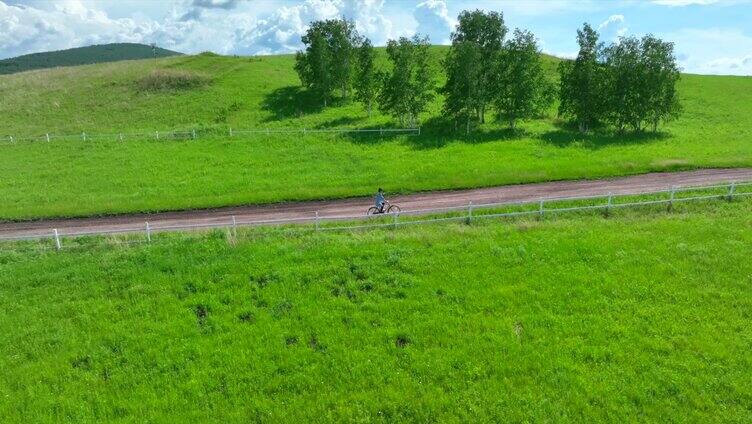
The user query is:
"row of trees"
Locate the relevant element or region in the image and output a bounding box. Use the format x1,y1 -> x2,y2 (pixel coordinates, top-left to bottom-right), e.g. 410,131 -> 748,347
559,24 -> 682,133
294,19 -> 433,126
294,11 -> 681,134
443,11 -> 554,132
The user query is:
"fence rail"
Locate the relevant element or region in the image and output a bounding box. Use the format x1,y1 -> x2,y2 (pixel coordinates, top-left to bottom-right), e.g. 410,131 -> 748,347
1,180 -> 750,250
0,126 -> 420,145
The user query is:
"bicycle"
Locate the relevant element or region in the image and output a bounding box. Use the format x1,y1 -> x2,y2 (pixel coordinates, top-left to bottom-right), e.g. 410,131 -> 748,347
367,201 -> 401,215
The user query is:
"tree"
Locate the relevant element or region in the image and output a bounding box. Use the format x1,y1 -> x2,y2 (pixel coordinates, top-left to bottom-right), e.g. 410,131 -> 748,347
603,36 -> 644,132
378,35 -> 435,127
443,10 -> 507,125
493,29 -> 554,129
558,23 -> 607,132
294,18 -> 360,107
442,41 -> 482,134
324,18 -> 360,100
354,38 -> 378,117
294,28 -> 333,107
640,35 -> 682,132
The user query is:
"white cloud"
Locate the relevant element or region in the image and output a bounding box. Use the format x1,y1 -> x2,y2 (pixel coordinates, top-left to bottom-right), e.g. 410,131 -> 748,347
225,0 -> 399,55
340,0 -> 395,46
413,0 -> 453,44
0,1 -> 173,57
233,0 -> 339,55
0,0 -> 401,58
192,0 -> 239,9
660,27 -> 752,75
598,14 -> 628,41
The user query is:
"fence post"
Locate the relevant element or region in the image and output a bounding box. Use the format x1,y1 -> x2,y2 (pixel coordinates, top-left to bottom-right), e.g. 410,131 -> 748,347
303,128 -> 306,136
119,133 -> 123,142
467,201 -> 473,224
379,128 -> 383,136
53,229 -> 61,250
229,127 -> 233,137
9,136 -> 13,143
606,192 -> 613,216
728,182 -> 735,201
417,127 -> 421,136
668,186 -> 675,211
539,198 -> 545,219
266,127 -> 270,136
192,129 -> 196,140
155,131 -> 159,140
82,132 -> 86,142
146,222 -> 151,242
46,133 -> 50,142
315,211 -> 320,231
232,215 -> 237,237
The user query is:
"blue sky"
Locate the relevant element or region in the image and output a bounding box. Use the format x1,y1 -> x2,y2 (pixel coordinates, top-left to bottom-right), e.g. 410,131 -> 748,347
1,0 -> 751,75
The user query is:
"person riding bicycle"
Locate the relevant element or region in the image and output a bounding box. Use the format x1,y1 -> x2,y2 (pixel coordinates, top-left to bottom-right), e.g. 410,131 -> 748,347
374,188 -> 386,213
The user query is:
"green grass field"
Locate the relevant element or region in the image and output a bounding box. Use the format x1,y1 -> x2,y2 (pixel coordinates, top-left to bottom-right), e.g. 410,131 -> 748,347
1,200 -> 751,422
1,49 -> 751,220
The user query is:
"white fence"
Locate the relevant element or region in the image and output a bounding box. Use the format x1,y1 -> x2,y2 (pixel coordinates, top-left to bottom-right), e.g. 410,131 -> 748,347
1,126 -> 420,145
1,180 -> 750,251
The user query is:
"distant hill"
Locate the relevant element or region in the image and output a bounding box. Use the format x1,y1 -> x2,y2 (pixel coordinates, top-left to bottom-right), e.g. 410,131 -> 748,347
0,43 -> 183,75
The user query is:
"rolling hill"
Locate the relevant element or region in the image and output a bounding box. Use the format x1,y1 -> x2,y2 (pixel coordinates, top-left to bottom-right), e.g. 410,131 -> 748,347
0,43 -> 182,75
0,49 -> 750,220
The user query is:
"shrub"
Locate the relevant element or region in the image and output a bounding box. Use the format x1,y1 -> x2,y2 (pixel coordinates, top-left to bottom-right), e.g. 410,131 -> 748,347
137,69 -> 210,91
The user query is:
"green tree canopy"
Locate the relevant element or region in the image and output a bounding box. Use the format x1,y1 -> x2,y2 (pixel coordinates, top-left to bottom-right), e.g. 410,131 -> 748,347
640,35 -> 682,132
603,36 -> 645,131
442,10 -> 507,126
442,41 -> 482,134
494,29 -> 554,129
354,38 -> 378,117
558,23 -> 607,132
294,18 -> 361,107
378,35 -> 435,127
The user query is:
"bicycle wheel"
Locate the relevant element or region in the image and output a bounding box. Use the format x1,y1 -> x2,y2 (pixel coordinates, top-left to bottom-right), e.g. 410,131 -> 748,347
367,207 -> 380,215
387,205 -> 401,214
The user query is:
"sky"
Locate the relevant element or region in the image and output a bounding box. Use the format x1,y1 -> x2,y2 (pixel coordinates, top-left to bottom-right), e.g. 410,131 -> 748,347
0,0 -> 751,75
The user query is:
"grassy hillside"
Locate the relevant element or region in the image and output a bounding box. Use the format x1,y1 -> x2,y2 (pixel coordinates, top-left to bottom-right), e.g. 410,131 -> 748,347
1,200 -> 751,421
0,43 -> 181,75
0,49 -> 751,220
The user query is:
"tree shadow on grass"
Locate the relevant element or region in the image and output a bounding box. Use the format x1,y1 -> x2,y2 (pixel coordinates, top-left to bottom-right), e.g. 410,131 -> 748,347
539,120 -> 671,149
261,86 -> 361,123
261,86 -> 324,122
338,116 -> 526,150
313,116 -> 367,128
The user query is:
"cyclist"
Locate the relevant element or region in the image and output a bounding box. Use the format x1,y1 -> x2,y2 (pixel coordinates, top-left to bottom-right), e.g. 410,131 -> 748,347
374,188 -> 386,213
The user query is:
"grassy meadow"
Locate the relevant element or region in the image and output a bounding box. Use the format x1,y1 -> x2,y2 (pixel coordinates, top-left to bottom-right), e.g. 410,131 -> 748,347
1,50 -> 751,220
1,199 -> 751,421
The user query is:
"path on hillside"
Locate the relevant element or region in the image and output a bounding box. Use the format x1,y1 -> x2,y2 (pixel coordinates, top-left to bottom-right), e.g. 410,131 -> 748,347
2,168 -> 751,240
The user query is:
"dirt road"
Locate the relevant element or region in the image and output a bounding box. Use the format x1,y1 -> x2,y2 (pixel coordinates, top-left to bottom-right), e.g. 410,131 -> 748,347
2,168 -> 751,240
